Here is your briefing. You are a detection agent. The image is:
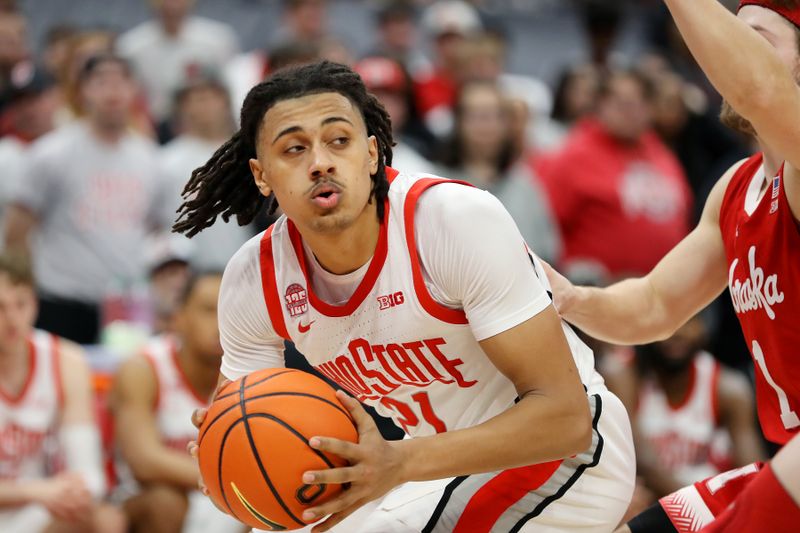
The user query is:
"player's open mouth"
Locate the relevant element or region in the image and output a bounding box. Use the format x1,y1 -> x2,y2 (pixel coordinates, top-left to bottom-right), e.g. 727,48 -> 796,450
310,183 -> 342,209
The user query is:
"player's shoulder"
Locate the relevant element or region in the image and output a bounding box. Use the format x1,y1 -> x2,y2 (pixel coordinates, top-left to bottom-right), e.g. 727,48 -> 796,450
395,171 -> 506,224
702,157 -> 754,222
221,230 -> 269,298
27,122 -> 81,160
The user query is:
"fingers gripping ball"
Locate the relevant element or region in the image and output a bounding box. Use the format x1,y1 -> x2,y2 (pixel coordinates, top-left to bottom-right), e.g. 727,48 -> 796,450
198,369 -> 358,530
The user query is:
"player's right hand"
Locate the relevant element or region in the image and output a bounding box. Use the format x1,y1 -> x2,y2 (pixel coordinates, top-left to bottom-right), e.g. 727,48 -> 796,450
188,407 -> 208,494
33,472 -> 93,522
540,260 -> 577,317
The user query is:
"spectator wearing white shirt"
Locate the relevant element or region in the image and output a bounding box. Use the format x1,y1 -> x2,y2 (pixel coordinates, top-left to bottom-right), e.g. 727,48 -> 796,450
3,54 -> 166,344
160,73 -> 252,271
117,0 -> 239,131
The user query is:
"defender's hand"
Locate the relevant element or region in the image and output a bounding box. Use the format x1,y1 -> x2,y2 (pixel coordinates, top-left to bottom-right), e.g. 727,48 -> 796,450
541,260 -> 578,317
301,390 -> 407,532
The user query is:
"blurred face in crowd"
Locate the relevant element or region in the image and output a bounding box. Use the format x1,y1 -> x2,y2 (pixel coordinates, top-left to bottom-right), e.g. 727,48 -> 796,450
652,73 -> 689,140
81,60 -> 136,132
285,0 -> 327,40
173,274 -> 223,366
458,82 -> 509,163
596,73 -> 653,144
379,13 -> 416,54
0,275 -> 36,353
458,34 -> 505,83
8,88 -> 59,140
721,5 -> 800,136
177,83 -> 233,139
0,12 -> 27,69
152,0 -> 194,26
561,65 -> 599,122
373,88 -> 408,134
641,316 -> 707,376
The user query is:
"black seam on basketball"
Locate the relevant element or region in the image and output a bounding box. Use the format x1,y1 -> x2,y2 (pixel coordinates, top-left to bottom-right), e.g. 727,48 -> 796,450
421,475 -> 469,533
200,391 -> 353,443
245,413 -> 338,469
238,378 -> 306,526
508,394 -> 605,532
217,417 -> 243,518
215,369 -> 296,401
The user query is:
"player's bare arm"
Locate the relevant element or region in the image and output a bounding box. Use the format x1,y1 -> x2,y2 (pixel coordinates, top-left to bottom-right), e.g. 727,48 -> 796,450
302,306 -> 591,531
717,368 -> 767,466
547,161 -> 743,345
2,204 -> 38,257
664,0 -> 800,216
111,355 -> 199,489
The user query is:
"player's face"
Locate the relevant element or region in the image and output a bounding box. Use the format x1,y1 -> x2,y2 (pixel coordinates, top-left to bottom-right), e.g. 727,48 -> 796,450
722,6 -> 800,135
81,62 -> 136,130
0,276 -> 37,352
250,92 -> 379,235
174,275 -> 223,366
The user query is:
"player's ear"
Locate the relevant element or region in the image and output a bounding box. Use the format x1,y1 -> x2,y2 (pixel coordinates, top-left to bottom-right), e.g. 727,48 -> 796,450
367,135 -> 379,175
249,158 -> 272,197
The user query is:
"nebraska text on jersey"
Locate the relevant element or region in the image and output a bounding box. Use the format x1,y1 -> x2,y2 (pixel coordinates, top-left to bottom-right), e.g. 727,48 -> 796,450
728,246 -> 784,320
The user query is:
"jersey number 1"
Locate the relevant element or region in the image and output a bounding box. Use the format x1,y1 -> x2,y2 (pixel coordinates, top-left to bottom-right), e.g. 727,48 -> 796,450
752,340 -> 800,430
380,392 -> 447,434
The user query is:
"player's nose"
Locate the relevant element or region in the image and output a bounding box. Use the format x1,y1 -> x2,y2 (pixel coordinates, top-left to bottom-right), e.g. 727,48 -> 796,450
308,144 -> 335,179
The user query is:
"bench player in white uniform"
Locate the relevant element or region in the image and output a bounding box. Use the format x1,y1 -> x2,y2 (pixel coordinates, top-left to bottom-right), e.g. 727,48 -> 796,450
619,316 -> 764,496
0,254 -> 124,532
111,271 -> 247,533
175,61 -> 636,532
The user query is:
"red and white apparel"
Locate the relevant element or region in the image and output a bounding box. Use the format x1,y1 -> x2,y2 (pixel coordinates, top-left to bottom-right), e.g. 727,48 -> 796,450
0,329 -> 62,481
637,351 -> 730,486
143,335 -> 208,453
659,152 -> 800,531
219,169 -> 636,532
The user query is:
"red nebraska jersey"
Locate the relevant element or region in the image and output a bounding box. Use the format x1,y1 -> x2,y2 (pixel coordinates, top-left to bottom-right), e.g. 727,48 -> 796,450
719,153 -> 800,445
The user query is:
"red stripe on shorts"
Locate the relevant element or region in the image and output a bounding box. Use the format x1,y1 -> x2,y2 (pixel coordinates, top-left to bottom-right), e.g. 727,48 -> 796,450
452,459 -> 563,532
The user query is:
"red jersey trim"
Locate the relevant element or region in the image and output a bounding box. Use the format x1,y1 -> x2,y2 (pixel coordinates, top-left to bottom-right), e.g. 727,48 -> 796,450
286,199 -> 391,318
0,337 -> 38,404
170,340 -> 209,406
667,356 -> 697,412
403,178 -> 471,325
259,224 -> 291,340
386,166 -> 399,184
51,335 -> 64,409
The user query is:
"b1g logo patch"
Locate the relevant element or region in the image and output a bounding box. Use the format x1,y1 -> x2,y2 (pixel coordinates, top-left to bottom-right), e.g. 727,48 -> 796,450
285,283 -> 308,317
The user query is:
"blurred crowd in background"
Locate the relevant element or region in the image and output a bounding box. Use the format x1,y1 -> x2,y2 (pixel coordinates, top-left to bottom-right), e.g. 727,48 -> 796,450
0,0 -> 768,531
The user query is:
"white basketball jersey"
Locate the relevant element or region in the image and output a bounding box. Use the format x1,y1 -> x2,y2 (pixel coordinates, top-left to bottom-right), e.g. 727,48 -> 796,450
0,329 -> 62,480
260,171 -> 600,437
637,352 -> 729,484
144,336 -> 208,451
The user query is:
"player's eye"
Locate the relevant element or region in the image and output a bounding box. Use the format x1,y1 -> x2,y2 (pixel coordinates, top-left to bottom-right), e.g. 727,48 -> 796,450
285,145 -> 305,154
331,137 -> 349,146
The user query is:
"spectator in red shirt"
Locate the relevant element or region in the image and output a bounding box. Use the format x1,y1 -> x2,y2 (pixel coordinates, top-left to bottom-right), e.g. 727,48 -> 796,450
536,69 -> 692,281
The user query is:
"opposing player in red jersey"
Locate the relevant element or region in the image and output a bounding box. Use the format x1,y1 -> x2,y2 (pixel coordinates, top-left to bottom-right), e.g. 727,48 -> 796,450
0,254 -> 125,532
545,1 -> 800,531
174,60 -> 636,532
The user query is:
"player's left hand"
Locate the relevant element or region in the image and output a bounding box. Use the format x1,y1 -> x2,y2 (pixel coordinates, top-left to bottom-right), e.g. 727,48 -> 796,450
301,390 -> 407,532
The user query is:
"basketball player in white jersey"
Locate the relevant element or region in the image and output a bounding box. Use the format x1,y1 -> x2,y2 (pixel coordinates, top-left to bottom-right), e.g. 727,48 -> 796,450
612,315 -> 763,496
0,253 -> 124,532
174,60 -> 636,532
111,271 -> 247,533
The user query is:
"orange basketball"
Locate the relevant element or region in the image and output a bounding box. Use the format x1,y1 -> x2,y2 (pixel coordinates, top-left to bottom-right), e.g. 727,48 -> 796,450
197,368 -> 358,530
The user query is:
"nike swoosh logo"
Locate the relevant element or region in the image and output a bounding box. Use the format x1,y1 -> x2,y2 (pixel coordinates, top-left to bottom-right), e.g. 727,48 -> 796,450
298,321 -> 315,333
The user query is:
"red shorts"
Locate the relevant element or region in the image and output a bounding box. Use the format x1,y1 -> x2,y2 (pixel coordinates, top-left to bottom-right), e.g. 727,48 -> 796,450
699,463 -> 800,533
659,463 -> 763,532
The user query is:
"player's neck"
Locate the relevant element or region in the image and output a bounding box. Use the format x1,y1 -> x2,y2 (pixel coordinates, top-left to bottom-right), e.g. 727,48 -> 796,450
759,139 -> 783,178
0,338 -> 30,391
87,119 -> 127,144
655,367 -> 693,404
175,347 -> 218,400
299,202 -> 381,276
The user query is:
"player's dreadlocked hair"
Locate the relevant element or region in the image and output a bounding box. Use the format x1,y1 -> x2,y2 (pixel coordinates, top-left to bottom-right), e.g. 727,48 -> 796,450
173,61 -> 394,237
